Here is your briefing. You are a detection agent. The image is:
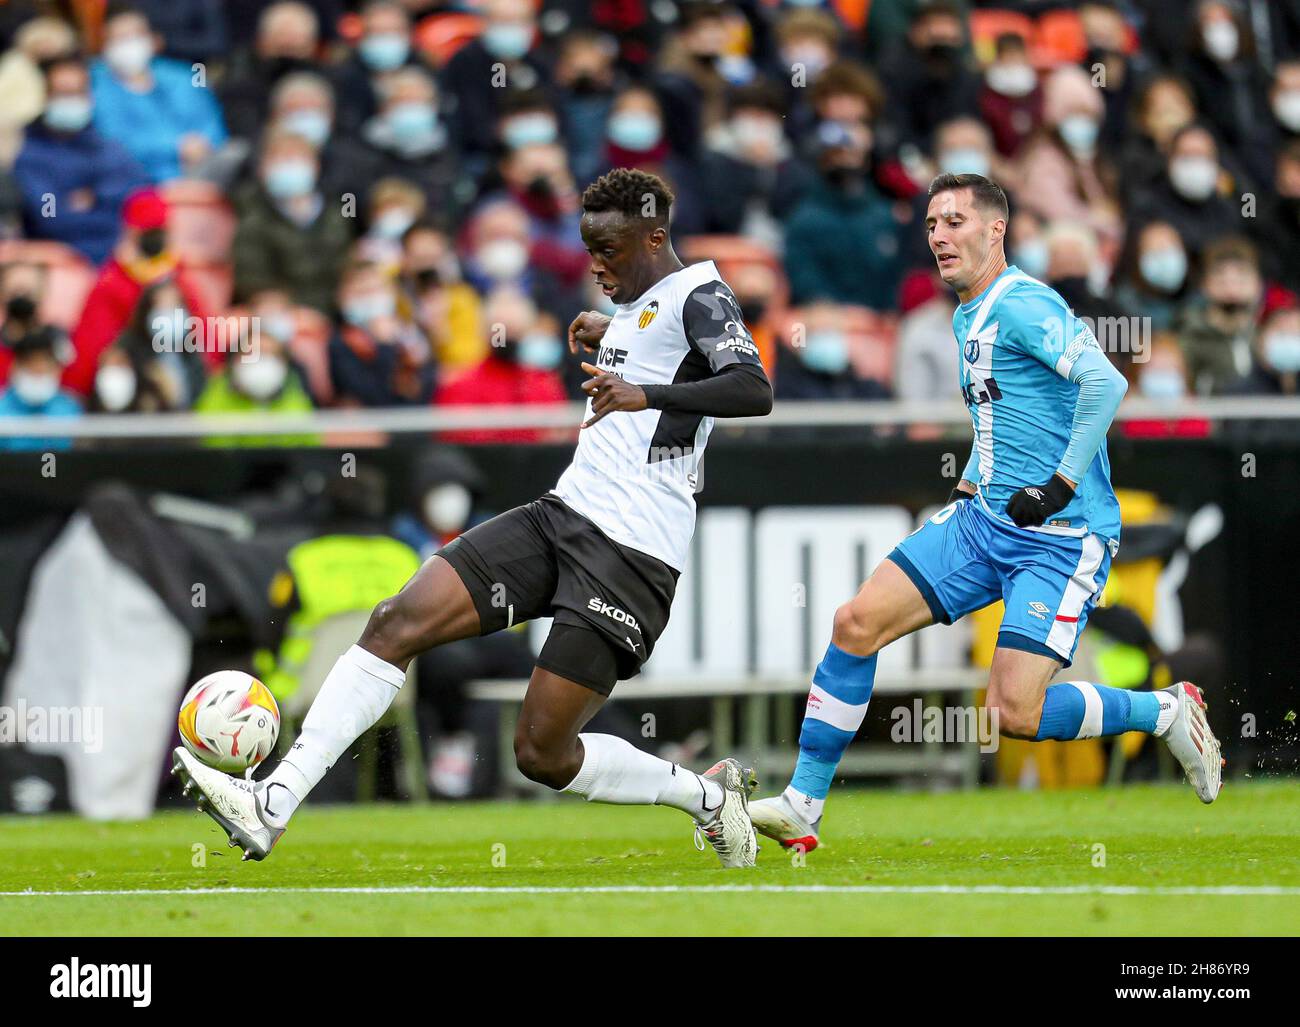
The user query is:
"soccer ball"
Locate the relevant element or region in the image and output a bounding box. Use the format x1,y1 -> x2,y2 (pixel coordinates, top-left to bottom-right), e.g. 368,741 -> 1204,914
177,671 -> 280,774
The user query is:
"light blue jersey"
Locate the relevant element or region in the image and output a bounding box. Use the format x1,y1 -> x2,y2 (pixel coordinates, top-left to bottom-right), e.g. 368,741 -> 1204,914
953,265 -> 1124,543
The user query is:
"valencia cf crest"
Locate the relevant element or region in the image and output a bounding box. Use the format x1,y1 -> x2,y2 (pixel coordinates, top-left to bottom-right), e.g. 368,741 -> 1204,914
638,300 -> 659,330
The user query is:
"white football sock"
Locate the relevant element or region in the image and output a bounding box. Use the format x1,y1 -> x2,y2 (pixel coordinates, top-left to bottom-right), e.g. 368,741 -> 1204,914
262,644 -> 405,827
783,785 -> 825,826
563,733 -> 723,821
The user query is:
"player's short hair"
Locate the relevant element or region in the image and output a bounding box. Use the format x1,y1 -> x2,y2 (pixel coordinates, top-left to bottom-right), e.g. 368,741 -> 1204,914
927,173 -> 1010,222
581,168 -> 674,229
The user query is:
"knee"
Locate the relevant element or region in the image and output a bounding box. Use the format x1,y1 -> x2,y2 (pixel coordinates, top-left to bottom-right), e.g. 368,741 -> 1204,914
360,595 -> 419,664
831,599 -> 884,656
986,684 -> 1043,740
513,731 -> 570,790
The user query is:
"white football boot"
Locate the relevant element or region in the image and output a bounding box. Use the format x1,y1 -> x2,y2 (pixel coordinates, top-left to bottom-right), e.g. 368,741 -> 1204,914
171,747 -> 285,861
749,791 -> 822,853
1159,681 -> 1224,803
692,758 -> 759,868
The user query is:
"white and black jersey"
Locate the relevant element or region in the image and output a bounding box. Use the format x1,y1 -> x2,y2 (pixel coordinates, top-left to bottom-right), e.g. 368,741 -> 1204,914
552,260 -> 767,571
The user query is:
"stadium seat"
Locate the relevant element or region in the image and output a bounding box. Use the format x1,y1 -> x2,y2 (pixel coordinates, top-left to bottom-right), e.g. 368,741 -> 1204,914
1034,9 -> 1089,66
285,305 -> 334,404
969,9 -> 1035,65
0,239 -> 97,330
163,181 -> 237,267
414,13 -> 484,68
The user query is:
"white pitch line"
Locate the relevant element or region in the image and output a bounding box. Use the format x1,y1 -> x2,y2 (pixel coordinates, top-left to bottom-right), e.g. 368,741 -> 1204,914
2,885 -> 1299,898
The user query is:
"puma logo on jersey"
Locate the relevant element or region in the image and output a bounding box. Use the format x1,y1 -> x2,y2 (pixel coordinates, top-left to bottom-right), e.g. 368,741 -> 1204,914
637,300 -> 659,329
588,597 -> 640,631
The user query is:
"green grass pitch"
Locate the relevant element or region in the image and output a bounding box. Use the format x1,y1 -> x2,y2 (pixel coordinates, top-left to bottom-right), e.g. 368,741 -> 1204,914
2,782 -> 1298,936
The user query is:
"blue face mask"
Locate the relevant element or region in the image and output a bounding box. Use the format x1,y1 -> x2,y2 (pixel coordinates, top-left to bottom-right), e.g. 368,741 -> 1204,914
1014,239 -> 1050,279
44,95 -> 93,132
343,292 -> 396,326
607,111 -> 661,151
1265,332 -> 1300,373
1140,248 -> 1188,293
503,113 -> 558,149
1058,114 -> 1100,155
281,109 -> 330,147
265,159 -> 317,199
939,147 -> 989,177
1138,368 -> 1186,399
482,23 -> 532,60
800,331 -> 849,375
387,102 -> 439,141
359,32 -> 410,71
517,333 -> 563,370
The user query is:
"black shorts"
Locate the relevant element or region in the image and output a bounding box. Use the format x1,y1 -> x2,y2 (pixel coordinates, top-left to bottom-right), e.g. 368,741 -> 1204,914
436,494 -> 679,695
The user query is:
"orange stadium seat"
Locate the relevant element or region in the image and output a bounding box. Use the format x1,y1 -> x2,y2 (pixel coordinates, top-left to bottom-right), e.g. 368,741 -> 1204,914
164,181 -> 237,267
969,9 -> 1035,65
0,239 -> 97,330
414,13 -> 484,69
1034,9 -> 1089,66
287,305 -> 334,404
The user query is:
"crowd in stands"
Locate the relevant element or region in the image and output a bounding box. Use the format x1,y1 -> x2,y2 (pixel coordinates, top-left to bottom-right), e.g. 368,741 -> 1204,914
1,0 -> 1300,449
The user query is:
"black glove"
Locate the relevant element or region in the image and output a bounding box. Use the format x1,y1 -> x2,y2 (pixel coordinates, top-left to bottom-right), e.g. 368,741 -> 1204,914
948,486 -> 974,505
1005,474 -> 1075,528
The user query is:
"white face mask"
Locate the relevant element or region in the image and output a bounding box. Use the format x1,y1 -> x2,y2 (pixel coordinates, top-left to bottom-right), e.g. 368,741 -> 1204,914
939,147 -> 990,176
1058,114 -> 1100,155
232,356 -> 288,400
477,238 -> 529,280
105,35 -> 154,77
95,364 -> 137,411
422,483 -> 472,534
1203,20 -> 1239,62
1169,156 -> 1218,201
1275,90 -> 1300,132
1265,331 -> 1300,373
986,62 -> 1036,98
11,370 -> 60,407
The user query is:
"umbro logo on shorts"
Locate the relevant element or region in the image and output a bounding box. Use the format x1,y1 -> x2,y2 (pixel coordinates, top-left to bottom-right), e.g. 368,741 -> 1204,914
1027,601 -> 1050,620
587,597 -> 640,632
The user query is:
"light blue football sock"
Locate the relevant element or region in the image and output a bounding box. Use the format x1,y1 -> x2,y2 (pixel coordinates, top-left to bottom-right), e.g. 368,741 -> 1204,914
1034,681 -> 1163,741
789,643 -> 878,802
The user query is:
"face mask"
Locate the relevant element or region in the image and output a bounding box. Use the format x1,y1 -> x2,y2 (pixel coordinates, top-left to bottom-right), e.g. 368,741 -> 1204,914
422,483 -> 472,535
1265,332 -> 1300,372
986,62 -> 1036,98
139,227 -> 167,258
1275,90 -> 1300,132
517,332 -> 562,370
387,101 -> 439,140
6,294 -> 37,322
44,95 -> 93,132
1138,368 -> 1186,399
482,23 -> 532,60
733,116 -> 783,153
477,238 -> 529,280
800,331 -> 849,375
1203,20 -> 1239,62
503,113 -> 558,149
607,111 -> 662,151
343,292 -> 396,326
281,109 -> 331,147
105,36 -> 153,77
10,370 -> 60,407
359,32 -> 410,71
1169,156 -> 1218,201
233,356 -> 288,400
373,208 -> 416,241
1140,248 -> 1188,293
939,147 -> 989,176
258,312 -> 295,343
782,46 -> 830,78
1058,114 -> 1100,155
265,158 -> 317,199
1014,238 -> 1050,279
95,364 -> 137,411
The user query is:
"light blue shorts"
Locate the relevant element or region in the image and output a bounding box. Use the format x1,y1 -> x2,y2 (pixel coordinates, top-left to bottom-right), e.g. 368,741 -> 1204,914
889,497 -> 1114,667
